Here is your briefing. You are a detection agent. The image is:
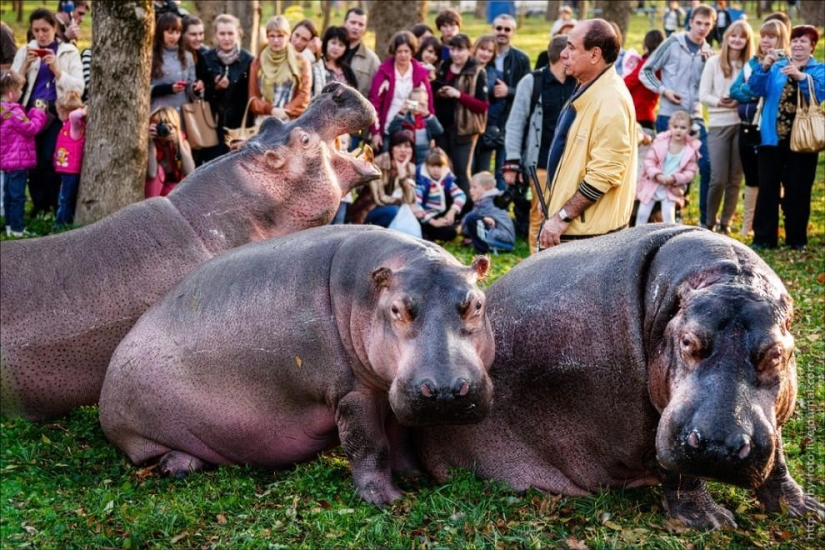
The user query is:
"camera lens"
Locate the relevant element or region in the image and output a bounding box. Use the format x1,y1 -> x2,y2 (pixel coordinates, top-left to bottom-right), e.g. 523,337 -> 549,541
157,121 -> 171,137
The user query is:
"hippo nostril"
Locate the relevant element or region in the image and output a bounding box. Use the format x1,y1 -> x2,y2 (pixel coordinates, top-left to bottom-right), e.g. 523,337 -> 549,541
687,429 -> 702,449
420,381 -> 435,399
453,379 -> 470,397
735,434 -> 752,459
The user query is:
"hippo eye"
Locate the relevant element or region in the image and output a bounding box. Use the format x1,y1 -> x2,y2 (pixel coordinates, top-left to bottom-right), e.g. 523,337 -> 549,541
390,304 -> 404,321
300,133 -> 310,146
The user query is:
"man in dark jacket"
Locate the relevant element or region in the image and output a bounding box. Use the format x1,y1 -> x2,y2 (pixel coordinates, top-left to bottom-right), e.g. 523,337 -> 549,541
488,14 -> 531,190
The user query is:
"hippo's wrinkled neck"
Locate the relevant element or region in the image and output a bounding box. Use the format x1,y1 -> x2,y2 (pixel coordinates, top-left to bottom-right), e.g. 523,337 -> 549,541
168,154 -> 296,255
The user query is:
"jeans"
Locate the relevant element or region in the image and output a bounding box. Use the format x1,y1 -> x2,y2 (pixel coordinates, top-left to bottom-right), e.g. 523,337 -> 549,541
3,170 -> 28,232
365,205 -> 399,228
56,173 -> 80,227
656,115 -> 710,225
29,114 -> 61,218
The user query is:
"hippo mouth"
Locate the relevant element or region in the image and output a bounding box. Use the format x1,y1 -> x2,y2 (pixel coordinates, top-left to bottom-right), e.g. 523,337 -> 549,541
331,139 -> 381,191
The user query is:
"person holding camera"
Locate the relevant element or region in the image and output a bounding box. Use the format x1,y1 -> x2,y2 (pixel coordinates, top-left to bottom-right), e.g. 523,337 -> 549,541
386,87 -> 443,164
10,7 -> 84,220
368,31 -> 433,153
502,36 -> 574,253
150,12 -> 196,113
747,25 -> 824,251
145,105 -> 194,198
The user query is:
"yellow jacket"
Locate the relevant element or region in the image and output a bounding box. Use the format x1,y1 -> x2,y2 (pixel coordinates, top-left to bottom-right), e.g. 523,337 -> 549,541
547,67 -> 637,237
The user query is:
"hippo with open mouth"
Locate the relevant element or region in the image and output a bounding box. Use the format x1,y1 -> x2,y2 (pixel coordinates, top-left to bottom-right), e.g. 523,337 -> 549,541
415,224 -> 823,529
1,82 -> 380,421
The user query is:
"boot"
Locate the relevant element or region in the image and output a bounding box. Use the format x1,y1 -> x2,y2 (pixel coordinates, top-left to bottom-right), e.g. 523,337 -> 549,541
740,186 -> 758,237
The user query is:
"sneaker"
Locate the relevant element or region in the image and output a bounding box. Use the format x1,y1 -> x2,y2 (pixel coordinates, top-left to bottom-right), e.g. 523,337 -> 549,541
8,229 -> 31,238
4,226 -> 10,237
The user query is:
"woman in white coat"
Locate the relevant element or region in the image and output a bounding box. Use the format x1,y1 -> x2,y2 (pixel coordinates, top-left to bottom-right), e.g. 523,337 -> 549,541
11,7 -> 83,219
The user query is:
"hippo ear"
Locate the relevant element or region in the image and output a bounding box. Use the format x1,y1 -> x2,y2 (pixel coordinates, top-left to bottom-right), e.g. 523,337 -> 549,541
264,150 -> 286,170
470,256 -> 491,282
372,267 -> 393,289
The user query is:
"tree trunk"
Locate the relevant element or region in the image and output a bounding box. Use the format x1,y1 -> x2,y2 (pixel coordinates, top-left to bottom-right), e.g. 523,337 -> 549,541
321,0 -> 332,33
599,0 -> 633,44
578,0 -> 589,20
227,0 -> 261,54
369,0 -> 426,62
475,0 -> 487,20
545,0 -> 560,22
77,0 -> 154,224
193,1 -> 228,46
800,1 -> 825,27
14,0 -> 24,22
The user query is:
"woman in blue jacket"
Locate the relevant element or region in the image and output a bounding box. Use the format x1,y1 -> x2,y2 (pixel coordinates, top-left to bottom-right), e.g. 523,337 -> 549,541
747,25 -> 823,250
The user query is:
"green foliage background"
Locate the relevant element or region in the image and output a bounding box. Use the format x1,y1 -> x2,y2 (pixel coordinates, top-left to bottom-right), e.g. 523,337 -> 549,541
1,3 -> 823,548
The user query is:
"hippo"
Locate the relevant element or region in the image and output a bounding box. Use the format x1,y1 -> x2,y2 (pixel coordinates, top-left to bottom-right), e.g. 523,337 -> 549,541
1,83 -> 380,421
416,224 -> 824,529
99,225 -> 494,504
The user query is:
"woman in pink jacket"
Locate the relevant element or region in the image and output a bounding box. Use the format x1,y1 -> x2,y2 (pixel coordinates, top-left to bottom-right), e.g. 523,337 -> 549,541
636,110 -> 701,224
369,30 -> 433,152
0,72 -> 48,237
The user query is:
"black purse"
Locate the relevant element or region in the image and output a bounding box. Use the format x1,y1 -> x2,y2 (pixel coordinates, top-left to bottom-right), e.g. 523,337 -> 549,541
739,98 -> 763,148
480,125 -> 505,150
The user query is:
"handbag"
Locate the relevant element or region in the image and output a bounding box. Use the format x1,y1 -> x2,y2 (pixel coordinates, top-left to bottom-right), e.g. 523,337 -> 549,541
789,74 -> 825,154
480,124 -> 505,150
181,95 -> 218,149
740,98 -> 763,148
224,97 -> 259,149
388,203 -> 422,238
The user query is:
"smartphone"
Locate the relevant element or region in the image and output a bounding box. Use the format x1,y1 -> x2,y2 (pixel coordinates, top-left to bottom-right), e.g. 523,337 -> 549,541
175,80 -> 187,87
773,49 -> 786,58
30,48 -> 50,58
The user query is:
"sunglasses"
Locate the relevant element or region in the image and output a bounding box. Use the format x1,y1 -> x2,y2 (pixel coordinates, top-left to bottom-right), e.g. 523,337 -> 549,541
495,26 -> 513,32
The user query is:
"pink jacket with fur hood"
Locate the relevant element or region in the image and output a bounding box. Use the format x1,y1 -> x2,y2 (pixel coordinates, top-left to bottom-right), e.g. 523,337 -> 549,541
636,130 -> 701,207
0,102 -> 48,172
369,57 -> 434,136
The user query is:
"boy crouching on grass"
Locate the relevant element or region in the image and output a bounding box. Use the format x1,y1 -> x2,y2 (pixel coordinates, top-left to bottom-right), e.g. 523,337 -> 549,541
461,171 -> 515,253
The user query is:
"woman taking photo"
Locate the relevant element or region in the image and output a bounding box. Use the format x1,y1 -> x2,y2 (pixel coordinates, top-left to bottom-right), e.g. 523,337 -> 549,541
10,7 -> 83,219
249,16 -> 311,122
369,30 -> 433,152
145,105 -> 195,198
471,35 -> 505,179
202,14 -> 253,158
432,33 -> 488,210
699,20 -> 753,236
748,25 -> 823,251
311,26 -> 357,97
150,12 -> 195,112
729,19 -> 789,237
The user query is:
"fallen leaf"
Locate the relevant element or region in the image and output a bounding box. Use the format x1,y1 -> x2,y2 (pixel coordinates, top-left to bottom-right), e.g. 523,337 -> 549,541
170,531 -> 188,544
774,530 -> 793,541
22,524 -> 37,535
294,355 -> 302,368
816,272 -> 825,284
41,434 -> 52,445
807,333 -> 820,341
662,518 -> 688,534
604,520 -> 622,531
566,537 -> 588,550
216,514 -> 227,525
800,436 -> 812,453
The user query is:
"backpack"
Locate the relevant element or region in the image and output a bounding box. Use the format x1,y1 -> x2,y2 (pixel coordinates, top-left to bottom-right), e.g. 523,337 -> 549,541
520,68 -> 545,153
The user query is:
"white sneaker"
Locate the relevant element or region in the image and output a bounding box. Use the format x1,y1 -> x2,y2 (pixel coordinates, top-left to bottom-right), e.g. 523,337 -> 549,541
5,226 -> 10,237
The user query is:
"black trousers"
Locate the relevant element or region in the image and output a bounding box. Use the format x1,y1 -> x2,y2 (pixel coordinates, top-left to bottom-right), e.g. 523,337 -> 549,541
435,129 -> 477,215
753,141 -> 818,248
29,113 -> 62,218
738,125 -> 759,189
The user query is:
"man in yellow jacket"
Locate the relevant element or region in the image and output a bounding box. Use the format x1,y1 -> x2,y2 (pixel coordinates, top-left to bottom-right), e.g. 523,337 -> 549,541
538,19 -> 637,249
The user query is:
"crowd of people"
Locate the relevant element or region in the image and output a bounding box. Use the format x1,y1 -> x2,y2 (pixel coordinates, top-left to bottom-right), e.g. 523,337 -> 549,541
1,1 -> 822,253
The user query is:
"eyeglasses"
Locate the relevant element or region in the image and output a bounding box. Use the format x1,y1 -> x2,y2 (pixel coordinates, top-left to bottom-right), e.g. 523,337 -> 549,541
495,26 -> 513,32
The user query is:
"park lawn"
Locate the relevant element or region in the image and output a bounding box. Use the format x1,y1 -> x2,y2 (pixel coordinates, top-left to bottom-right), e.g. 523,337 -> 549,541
1,4 -> 824,549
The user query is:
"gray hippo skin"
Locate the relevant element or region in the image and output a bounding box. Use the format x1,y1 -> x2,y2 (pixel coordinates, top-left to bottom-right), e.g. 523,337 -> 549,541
1,83 -> 380,420
416,224 -> 824,529
99,225 -> 494,505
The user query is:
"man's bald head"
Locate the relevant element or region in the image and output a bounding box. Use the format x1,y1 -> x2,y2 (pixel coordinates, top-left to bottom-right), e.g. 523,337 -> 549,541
580,19 -> 621,64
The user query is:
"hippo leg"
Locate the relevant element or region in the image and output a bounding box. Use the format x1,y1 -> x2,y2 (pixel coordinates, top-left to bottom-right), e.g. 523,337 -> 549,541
755,438 -> 825,520
336,392 -> 403,505
158,451 -> 211,479
660,472 -> 737,529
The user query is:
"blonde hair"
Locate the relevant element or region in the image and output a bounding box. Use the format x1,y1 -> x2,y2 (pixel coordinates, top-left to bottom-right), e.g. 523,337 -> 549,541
669,110 -> 691,128
149,105 -> 185,143
57,90 -> 84,118
265,15 -> 290,36
720,20 -> 754,78
759,20 -> 789,61
214,13 -> 243,42
472,171 -> 497,190
426,147 -> 450,167
0,70 -> 25,96
473,35 -> 496,58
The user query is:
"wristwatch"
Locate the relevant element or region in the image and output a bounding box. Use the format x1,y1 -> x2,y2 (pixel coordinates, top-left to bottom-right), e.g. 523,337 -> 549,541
558,208 -> 574,223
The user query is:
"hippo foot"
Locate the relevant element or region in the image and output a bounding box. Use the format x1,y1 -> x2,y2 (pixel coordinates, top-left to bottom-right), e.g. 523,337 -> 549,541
662,481 -> 737,530
354,475 -> 404,505
158,451 -> 209,479
756,468 -> 825,521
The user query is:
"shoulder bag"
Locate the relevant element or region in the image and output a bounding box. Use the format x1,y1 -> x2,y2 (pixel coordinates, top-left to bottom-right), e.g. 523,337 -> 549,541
224,97 -> 259,149
789,74 -> 825,154
181,91 -> 219,149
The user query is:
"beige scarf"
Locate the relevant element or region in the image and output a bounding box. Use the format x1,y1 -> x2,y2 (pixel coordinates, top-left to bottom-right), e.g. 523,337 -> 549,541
259,44 -> 302,104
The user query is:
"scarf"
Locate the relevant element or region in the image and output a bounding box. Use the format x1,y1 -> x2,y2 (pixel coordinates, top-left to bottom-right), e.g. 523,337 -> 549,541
259,44 -> 301,104
217,45 -> 240,66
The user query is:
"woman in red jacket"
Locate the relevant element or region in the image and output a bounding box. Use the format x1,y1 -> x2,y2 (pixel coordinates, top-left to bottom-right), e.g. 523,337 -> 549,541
369,30 -> 434,152
623,30 -> 664,130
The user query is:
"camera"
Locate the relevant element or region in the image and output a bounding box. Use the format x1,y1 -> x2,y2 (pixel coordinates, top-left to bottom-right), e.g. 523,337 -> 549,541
156,120 -> 172,138
494,181 -> 528,210
773,49 -> 786,58
406,100 -> 418,110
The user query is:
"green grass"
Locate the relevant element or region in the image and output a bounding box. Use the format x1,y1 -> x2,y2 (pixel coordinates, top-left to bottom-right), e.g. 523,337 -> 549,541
2,4 -> 824,549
